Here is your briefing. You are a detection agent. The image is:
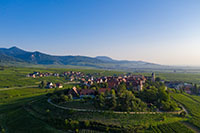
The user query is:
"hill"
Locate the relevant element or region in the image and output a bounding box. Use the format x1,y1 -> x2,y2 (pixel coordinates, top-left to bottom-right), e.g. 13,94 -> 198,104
0,46 -> 167,70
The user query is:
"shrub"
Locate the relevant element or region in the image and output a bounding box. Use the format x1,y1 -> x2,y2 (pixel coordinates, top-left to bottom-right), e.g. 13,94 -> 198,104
46,109 -> 50,113
75,129 -> 79,133
180,111 -> 187,117
84,120 -> 90,127
70,120 -> 79,129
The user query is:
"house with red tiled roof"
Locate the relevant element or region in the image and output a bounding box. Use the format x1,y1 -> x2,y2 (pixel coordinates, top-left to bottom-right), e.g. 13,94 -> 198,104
98,88 -> 111,94
79,89 -> 95,95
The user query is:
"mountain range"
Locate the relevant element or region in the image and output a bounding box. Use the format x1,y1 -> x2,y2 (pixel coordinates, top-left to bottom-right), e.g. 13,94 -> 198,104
0,46 -> 169,71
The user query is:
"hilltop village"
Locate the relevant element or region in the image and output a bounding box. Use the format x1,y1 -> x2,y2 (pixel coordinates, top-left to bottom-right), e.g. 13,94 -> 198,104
27,71 -> 199,95
27,71 -> 151,90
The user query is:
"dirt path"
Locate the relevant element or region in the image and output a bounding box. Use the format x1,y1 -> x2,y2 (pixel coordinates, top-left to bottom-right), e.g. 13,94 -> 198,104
47,99 -> 183,115
179,104 -> 188,115
48,98 -> 200,132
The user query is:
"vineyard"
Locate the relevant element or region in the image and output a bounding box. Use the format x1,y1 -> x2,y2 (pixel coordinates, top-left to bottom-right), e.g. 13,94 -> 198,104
0,66 -> 200,132
151,122 -> 194,133
183,93 -> 200,103
171,93 -> 200,129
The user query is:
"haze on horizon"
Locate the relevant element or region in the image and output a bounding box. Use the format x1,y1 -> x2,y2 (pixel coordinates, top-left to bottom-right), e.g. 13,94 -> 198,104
0,0 -> 200,66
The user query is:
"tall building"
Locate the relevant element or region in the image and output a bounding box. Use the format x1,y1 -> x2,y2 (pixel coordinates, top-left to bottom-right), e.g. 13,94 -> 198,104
151,72 -> 155,82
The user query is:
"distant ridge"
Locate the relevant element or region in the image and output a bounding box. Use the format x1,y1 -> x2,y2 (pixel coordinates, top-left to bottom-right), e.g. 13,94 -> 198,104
95,56 -> 114,62
0,46 -> 165,70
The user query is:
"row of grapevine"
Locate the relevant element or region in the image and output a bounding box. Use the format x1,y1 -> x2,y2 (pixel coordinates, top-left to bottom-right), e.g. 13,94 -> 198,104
171,93 -> 200,129
151,122 -> 194,133
183,93 -> 200,103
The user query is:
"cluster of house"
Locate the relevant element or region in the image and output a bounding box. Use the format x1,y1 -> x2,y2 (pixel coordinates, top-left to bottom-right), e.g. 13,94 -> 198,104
63,73 -> 155,98
66,72 -> 101,82
64,71 -> 85,81
67,74 -> 152,98
28,70 -> 198,95
165,81 -> 195,94
81,74 -> 149,91
26,72 -> 60,78
26,71 -> 85,79
46,82 -> 63,89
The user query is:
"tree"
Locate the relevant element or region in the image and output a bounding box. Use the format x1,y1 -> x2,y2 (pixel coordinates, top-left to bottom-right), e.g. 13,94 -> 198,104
99,83 -> 108,88
161,100 -> 177,111
61,94 -> 69,102
99,93 -> 105,108
140,88 -> 158,104
110,92 -> 117,110
94,93 -> 105,108
180,111 -> 187,117
118,90 -> 135,111
84,120 -> 90,127
91,86 -> 97,90
161,101 -> 171,111
118,83 -> 126,93
90,83 -> 100,90
158,88 -> 169,102
70,120 -> 79,129
111,89 -> 116,96
83,85 -> 88,89
193,84 -> 199,95
76,85 -> 81,89
104,83 -> 109,88
155,77 -> 161,82
39,80 -> 47,88
105,89 -> 110,96
68,94 -> 73,100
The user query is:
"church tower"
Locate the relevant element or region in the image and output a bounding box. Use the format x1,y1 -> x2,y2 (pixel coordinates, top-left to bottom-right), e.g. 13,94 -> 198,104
151,72 -> 155,82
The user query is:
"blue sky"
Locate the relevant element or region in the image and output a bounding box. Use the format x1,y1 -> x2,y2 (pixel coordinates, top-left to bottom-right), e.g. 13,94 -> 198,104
0,0 -> 200,66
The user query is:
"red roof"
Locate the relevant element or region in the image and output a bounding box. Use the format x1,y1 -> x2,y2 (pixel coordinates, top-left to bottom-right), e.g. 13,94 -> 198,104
98,88 -> 111,94
79,89 -> 95,95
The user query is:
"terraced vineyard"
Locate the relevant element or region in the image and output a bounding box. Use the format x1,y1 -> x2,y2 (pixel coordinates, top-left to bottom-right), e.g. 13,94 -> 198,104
23,96 -> 194,132
0,87 -> 196,132
171,93 -> 200,129
151,122 -> 194,133
183,93 -> 200,103
0,87 -> 63,133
